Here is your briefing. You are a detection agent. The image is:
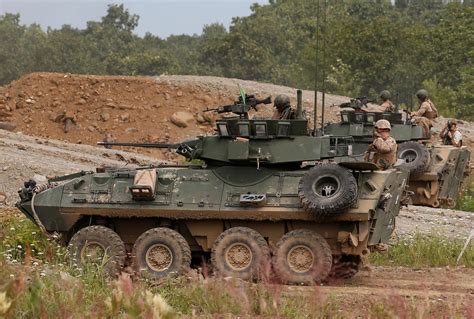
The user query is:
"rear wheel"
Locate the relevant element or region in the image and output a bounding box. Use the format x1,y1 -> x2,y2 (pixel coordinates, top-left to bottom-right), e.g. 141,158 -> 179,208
211,227 -> 271,281
397,141 -> 430,176
132,227 -> 191,279
68,225 -> 126,276
272,229 -> 332,285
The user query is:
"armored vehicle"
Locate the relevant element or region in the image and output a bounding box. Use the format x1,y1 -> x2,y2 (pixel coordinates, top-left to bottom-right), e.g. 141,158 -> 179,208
17,92 -> 409,284
324,97 -> 471,207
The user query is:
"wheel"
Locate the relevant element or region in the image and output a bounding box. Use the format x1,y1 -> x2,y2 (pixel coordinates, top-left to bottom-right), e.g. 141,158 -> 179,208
329,255 -> 361,279
132,227 -> 191,279
68,225 -> 126,276
211,227 -> 270,281
298,163 -> 358,216
397,141 -> 430,176
272,229 -> 332,285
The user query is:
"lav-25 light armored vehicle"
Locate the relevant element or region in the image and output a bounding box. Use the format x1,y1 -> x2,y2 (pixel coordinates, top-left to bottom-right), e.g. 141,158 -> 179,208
324,97 -> 471,208
17,91 -> 409,284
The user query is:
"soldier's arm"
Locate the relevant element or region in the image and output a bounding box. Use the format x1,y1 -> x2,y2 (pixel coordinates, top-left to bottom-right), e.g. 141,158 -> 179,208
373,137 -> 395,153
452,131 -> 462,147
411,102 -> 428,117
440,126 -> 448,139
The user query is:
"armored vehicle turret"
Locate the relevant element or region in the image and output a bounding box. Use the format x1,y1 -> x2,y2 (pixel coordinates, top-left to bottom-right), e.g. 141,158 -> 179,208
17,91 -> 409,284
325,97 -> 471,207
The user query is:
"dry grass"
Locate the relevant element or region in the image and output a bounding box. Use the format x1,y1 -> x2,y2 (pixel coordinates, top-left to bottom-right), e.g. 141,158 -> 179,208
1,211 -> 472,318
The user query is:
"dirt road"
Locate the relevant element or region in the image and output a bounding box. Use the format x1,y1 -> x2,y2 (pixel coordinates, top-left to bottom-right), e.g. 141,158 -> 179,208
283,266 -> 474,316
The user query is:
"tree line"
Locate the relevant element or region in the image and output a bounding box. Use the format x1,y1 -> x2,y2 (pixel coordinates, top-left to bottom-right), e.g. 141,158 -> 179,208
0,0 -> 472,119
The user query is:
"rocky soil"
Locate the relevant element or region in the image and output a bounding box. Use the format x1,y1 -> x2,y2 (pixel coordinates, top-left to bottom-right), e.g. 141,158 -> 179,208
1,73 -> 472,160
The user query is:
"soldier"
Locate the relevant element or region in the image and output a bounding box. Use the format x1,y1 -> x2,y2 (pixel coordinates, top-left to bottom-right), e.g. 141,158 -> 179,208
440,119 -> 462,147
272,94 -> 296,120
410,89 -> 438,135
365,119 -> 398,170
380,90 -> 396,112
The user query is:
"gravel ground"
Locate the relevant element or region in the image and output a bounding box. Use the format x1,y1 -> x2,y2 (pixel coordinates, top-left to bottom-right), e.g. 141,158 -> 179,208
0,129 -> 162,206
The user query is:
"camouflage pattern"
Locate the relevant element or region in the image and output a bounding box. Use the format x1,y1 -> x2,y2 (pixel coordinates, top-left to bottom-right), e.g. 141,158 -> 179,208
416,89 -> 429,100
411,99 -> 438,135
374,119 -> 391,130
380,90 -> 391,100
380,100 -> 396,112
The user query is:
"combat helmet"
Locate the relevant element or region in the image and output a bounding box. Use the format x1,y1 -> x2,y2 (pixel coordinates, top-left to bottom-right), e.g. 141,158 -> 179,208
416,89 -> 428,100
274,94 -> 291,109
375,119 -> 391,130
380,90 -> 391,100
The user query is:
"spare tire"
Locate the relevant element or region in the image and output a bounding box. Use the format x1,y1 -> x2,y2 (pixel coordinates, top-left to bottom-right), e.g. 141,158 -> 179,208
298,163 -> 358,216
397,141 -> 430,176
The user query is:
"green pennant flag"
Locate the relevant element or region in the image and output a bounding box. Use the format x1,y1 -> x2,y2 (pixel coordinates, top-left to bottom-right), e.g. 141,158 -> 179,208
238,84 -> 246,106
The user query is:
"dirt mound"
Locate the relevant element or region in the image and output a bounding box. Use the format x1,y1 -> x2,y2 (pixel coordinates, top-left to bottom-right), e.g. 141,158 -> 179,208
0,72 -> 472,159
0,72 -> 352,158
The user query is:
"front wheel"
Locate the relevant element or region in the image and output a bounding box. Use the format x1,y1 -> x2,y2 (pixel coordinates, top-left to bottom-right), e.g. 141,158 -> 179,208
68,225 -> 126,276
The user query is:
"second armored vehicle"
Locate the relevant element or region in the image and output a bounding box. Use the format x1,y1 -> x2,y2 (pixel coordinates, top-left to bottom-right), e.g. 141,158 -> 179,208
325,97 -> 470,208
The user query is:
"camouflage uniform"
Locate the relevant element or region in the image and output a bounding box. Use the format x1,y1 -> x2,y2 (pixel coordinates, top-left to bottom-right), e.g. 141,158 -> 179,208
440,120 -> 463,147
371,136 -> 398,169
366,119 -> 398,170
380,100 -> 396,112
411,90 -> 438,135
379,90 -> 396,112
272,106 -> 296,120
272,94 -> 296,120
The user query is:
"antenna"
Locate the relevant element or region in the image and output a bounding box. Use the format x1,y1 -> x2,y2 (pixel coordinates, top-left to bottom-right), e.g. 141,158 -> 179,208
313,0 -> 320,135
319,0 -> 327,135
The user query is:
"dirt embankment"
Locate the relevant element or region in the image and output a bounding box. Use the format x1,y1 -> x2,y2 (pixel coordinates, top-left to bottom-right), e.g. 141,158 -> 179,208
3,72 -> 470,159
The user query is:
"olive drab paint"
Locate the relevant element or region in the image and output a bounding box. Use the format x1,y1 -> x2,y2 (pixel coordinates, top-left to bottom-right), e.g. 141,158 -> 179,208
17,92 -> 410,283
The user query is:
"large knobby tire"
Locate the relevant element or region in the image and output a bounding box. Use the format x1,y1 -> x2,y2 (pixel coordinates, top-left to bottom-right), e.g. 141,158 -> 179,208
211,227 -> 271,281
68,225 -> 126,276
298,163 -> 358,216
397,141 -> 430,176
272,229 -> 332,285
132,227 -> 191,279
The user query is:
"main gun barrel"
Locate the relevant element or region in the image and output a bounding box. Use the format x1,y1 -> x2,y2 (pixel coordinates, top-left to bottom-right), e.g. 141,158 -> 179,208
97,142 -> 179,148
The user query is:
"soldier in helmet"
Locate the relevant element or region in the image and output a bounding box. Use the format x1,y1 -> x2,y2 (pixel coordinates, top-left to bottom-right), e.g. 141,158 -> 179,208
380,90 -> 396,112
272,94 -> 296,120
409,89 -> 438,135
365,119 -> 398,170
440,119 -> 462,147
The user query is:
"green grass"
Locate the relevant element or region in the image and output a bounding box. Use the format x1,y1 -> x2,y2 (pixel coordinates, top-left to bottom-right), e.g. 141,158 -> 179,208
456,179 -> 474,212
369,233 -> 473,268
1,211 -> 472,318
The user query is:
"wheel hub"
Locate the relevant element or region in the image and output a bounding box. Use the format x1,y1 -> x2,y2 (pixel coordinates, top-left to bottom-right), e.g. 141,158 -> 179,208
401,150 -> 417,163
225,243 -> 253,271
313,177 -> 339,197
287,245 -> 314,273
81,241 -> 106,264
146,244 -> 173,272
